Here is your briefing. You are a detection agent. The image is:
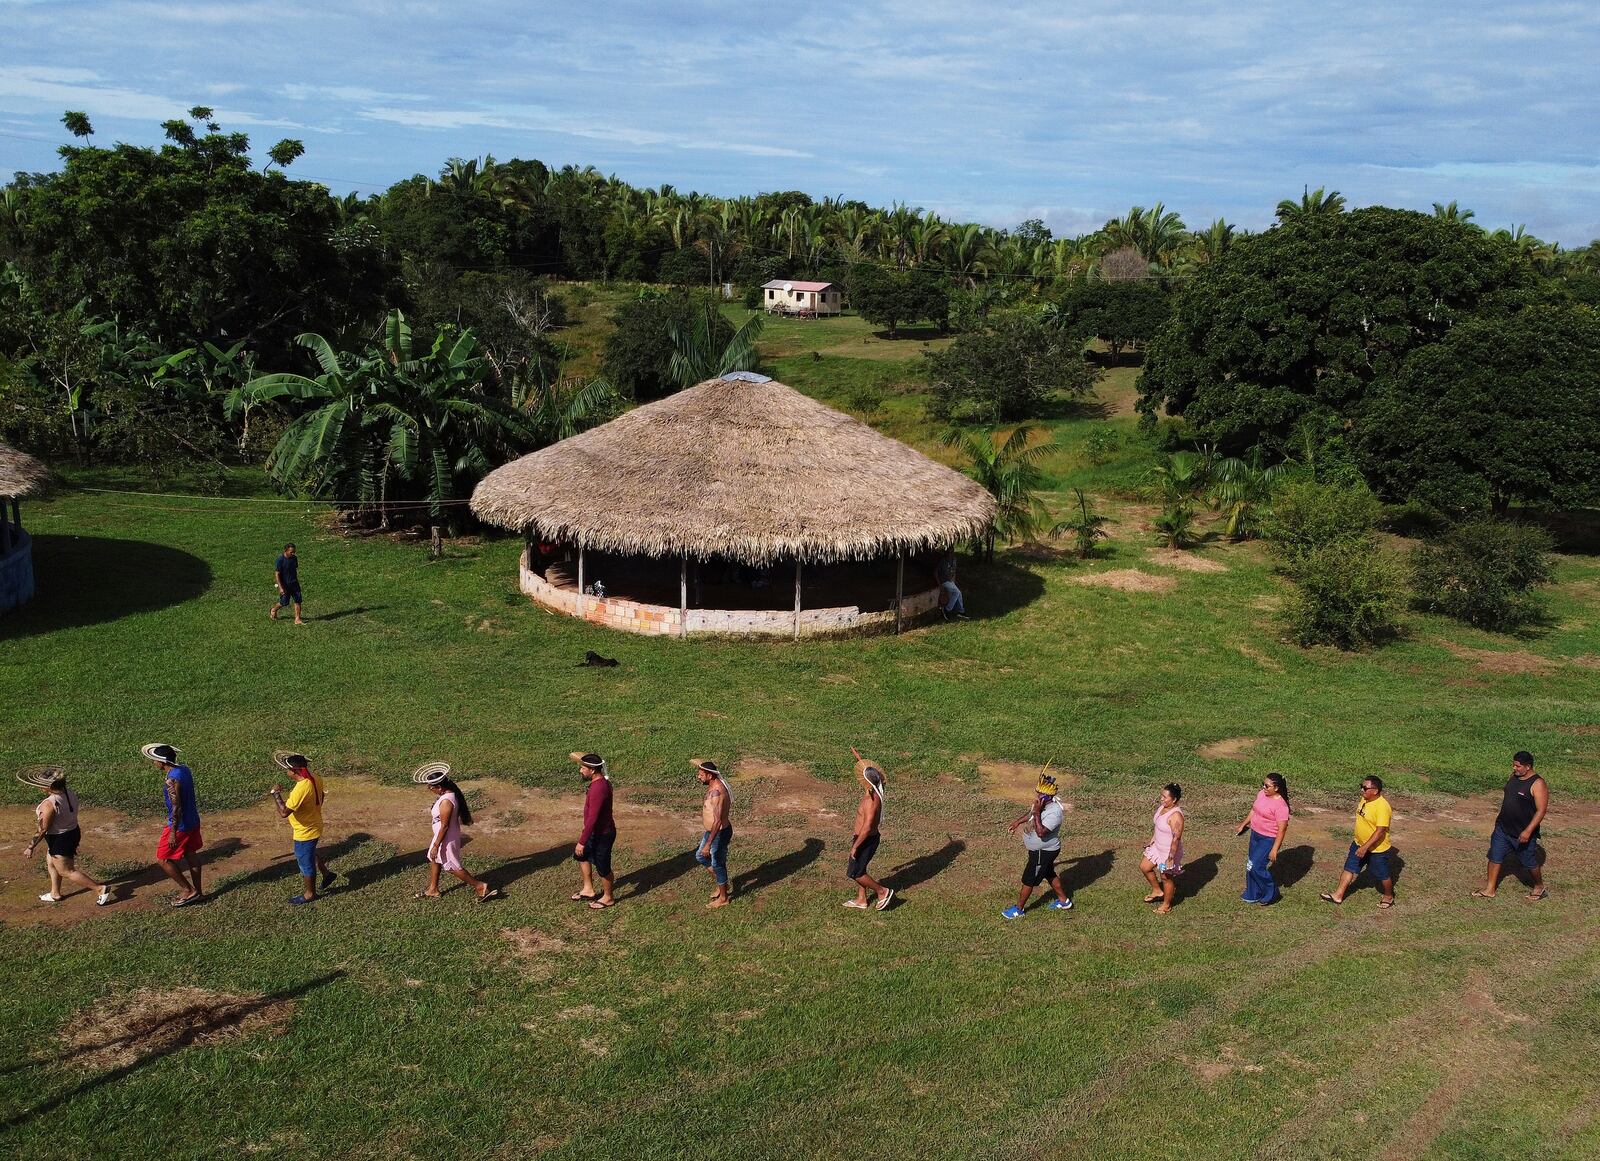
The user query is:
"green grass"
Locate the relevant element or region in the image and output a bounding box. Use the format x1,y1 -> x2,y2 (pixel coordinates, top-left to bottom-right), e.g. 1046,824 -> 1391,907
4,340 -> 1600,1158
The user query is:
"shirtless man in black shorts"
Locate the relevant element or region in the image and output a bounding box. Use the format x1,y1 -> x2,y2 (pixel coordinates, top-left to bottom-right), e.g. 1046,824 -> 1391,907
844,756 -> 893,912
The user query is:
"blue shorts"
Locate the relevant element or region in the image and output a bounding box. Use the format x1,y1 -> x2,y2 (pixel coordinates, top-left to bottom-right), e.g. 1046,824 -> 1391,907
1488,827 -> 1540,869
293,838 -> 319,877
695,826 -> 733,886
1343,842 -> 1394,881
278,585 -> 302,607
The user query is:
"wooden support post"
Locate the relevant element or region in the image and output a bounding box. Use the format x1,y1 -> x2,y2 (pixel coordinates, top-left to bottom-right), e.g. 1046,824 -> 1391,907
679,555 -> 688,639
577,543 -> 586,619
793,559 -> 803,640
895,552 -> 905,635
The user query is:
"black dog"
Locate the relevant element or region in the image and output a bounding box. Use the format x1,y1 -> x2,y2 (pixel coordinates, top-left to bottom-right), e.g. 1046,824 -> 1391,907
580,650 -> 619,668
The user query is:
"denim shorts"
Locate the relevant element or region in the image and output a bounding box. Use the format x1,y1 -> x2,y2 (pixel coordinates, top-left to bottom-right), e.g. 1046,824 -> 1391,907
1342,841 -> 1393,881
293,838 -> 319,877
1488,826 -> 1540,869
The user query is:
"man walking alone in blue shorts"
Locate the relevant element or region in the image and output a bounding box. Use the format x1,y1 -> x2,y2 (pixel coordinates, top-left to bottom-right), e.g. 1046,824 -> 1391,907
270,542 -> 304,624
693,759 -> 733,909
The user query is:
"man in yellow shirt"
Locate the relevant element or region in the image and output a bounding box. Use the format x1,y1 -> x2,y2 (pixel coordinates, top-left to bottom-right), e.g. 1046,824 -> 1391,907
268,752 -> 337,905
1321,776 -> 1395,908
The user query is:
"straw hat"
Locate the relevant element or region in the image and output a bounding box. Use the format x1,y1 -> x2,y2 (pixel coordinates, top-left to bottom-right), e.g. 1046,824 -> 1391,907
411,761 -> 452,785
273,750 -> 311,771
140,743 -> 180,764
16,764 -> 64,789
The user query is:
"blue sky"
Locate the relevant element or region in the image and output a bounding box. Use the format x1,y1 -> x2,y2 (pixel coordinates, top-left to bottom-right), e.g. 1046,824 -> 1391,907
3,0 -> 1598,243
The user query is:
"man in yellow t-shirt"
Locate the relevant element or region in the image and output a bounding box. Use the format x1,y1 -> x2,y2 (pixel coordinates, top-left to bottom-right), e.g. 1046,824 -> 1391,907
268,753 -> 337,905
1321,776 -> 1395,908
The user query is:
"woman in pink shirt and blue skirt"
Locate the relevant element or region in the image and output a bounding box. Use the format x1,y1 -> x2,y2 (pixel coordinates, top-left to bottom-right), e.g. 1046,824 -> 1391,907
1237,772 -> 1291,905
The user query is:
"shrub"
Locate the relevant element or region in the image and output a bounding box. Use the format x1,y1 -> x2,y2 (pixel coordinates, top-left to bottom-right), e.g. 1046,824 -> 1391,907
1153,500 -> 1198,548
1263,479 -> 1383,571
1084,428 -> 1120,464
924,314 -> 1096,424
1411,519 -> 1556,631
1280,542 -> 1406,650
1051,487 -> 1111,558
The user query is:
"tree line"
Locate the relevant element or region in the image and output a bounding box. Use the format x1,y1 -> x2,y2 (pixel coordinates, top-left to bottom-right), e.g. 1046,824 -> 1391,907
2,110 -> 1598,529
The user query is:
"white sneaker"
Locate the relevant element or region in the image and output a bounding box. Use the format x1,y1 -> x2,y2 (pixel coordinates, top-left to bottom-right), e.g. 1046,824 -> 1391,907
39,893 -> 60,903
96,889 -> 113,906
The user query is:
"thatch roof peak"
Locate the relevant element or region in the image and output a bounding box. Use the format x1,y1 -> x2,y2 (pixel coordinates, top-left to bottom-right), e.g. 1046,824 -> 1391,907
471,376 -> 994,565
0,442 -> 48,499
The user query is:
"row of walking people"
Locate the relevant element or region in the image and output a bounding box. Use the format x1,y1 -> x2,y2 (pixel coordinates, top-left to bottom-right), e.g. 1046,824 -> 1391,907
21,745 -> 1553,912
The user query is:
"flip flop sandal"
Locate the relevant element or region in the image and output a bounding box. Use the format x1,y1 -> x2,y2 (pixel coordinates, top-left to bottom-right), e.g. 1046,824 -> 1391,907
588,899 -> 615,910
412,892 -> 441,900
1528,890 -> 1549,901
1471,890 -> 1496,898
842,899 -> 868,909
1378,899 -> 1395,908
875,889 -> 896,911
1320,893 -> 1343,905
478,887 -> 502,903
570,892 -> 598,902
170,895 -> 197,907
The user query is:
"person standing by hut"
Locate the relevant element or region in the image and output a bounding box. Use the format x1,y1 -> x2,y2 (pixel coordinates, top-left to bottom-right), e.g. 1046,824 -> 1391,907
1237,772 -> 1291,905
1002,771 -> 1073,918
571,752 -> 616,909
1139,783 -> 1185,914
935,553 -> 967,620
21,767 -> 112,907
143,743 -> 204,906
692,759 -> 733,909
844,757 -> 893,912
267,752 -> 338,905
1475,751 -> 1550,900
270,542 -> 304,625
413,763 -> 498,901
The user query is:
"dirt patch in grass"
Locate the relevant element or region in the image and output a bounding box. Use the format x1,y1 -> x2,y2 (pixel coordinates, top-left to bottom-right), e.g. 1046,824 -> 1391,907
500,928 -> 568,980
1566,654 -> 1600,670
0,776 -> 696,928
975,760 -> 1082,805
1236,644 -> 1284,672
59,986 -> 295,1070
1198,737 -> 1264,761
1556,724 -> 1600,736
1072,569 -> 1177,594
728,759 -> 843,823
1441,642 -> 1558,675
1146,549 -> 1228,573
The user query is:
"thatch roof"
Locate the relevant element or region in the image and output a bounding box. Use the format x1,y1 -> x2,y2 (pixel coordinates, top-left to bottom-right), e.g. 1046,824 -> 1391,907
472,375 -> 995,565
0,442 -> 48,499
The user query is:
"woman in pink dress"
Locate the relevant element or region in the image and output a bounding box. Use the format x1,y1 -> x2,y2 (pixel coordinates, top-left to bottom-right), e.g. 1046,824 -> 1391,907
1138,783 -> 1185,914
413,763 -> 499,902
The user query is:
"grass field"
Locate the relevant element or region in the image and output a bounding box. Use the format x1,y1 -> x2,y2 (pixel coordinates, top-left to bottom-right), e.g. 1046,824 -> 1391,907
3,333 -> 1599,1159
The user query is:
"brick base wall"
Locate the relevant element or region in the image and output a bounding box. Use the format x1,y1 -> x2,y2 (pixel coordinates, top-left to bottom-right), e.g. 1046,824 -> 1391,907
518,549 -> 941,638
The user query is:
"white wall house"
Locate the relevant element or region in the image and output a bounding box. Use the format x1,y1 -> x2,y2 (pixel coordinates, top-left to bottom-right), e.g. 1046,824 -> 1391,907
761,280 -> 843,316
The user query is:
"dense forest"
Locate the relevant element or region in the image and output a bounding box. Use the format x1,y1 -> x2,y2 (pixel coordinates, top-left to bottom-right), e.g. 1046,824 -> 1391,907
3,109 -> 1598,527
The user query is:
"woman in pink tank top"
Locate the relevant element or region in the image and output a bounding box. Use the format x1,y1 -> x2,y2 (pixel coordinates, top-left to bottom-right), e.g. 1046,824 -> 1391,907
1139,784 -> 1185,914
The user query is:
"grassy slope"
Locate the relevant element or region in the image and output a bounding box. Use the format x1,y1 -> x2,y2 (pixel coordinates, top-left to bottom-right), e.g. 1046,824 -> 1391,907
3,316 -> 1599,1159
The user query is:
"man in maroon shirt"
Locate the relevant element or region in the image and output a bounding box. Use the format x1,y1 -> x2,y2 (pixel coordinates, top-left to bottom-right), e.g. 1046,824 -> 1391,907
570,752 -> 616,909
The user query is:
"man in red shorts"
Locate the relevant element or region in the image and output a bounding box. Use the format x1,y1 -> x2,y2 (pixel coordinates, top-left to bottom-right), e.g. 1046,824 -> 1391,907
143,743 -> 204,906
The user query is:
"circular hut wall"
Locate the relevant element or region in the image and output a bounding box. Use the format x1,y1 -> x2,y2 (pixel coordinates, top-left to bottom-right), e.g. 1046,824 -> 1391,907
519,545 -> 944,637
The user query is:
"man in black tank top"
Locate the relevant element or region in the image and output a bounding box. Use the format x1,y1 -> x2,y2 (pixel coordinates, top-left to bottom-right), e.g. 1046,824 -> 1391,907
1474,751 -> 1549,900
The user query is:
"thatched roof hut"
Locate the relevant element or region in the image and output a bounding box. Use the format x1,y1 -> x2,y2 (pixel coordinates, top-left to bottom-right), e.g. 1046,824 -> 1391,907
0,441 -> 47,614
472,374 -> 994,565
0,442 -> 48,500
472,374 -> 995,638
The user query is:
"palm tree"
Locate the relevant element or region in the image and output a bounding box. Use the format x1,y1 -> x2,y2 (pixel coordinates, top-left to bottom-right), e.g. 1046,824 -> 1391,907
667,302 -> 764,389
1213,448 -> 1291,539
1432,200 -> 1475,223
941,424 -> 1053,560
1051,487 -> 1110,558
1275,186 -> 1346,222
230,311 -> 533,525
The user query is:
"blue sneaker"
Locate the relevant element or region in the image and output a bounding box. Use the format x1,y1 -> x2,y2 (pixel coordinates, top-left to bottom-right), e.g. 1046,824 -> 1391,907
1048,898 -> 1073,910
1001,905 -> 1025,919
289,895 -> 314,906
